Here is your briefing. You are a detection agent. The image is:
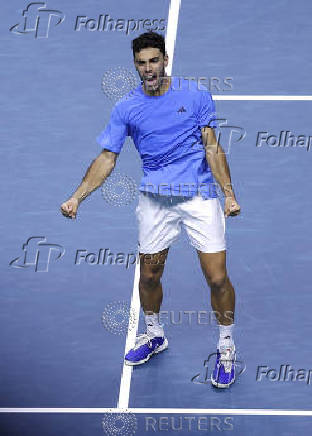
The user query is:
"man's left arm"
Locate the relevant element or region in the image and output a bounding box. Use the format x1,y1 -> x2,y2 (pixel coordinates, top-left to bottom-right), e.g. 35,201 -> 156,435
201,126 -> 241,217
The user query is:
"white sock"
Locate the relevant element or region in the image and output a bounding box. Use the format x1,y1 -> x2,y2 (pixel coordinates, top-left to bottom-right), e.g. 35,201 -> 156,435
218,323 -> 234,349
145,312 -> 164,338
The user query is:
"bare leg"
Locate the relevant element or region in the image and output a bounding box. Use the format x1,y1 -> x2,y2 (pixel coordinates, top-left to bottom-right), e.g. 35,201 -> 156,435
196,249 -> 235,325
139,247 -> 169,314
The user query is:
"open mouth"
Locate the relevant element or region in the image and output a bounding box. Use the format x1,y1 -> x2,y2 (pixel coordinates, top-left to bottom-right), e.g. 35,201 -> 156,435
144,75 -> 158,86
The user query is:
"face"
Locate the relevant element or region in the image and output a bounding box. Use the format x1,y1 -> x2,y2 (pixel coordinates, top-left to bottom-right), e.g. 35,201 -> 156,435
134,47 -> 168,92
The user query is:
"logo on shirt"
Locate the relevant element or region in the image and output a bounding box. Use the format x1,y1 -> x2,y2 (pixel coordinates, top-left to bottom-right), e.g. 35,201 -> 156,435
177,106 -> 187,113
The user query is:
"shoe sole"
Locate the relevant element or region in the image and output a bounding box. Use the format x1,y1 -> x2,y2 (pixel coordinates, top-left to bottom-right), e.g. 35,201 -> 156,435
211,375 -> 235,388
125,338 -> 168,366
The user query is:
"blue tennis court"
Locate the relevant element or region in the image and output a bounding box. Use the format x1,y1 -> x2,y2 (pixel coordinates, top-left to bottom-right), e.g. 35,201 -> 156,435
1,0 -> 312,435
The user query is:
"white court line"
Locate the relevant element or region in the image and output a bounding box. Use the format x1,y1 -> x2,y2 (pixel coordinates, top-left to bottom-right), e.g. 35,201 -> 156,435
213,95 -> 312,101
117,252 -> 141,409
117,0 -> 181,410
1,408 -> 312,416
165,0 -> 181,76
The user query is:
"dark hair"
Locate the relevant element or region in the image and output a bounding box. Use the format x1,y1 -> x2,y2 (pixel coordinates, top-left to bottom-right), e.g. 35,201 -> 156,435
131,31 -> 165,57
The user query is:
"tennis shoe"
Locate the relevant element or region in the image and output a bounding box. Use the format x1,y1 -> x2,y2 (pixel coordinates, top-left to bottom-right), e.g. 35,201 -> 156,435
211,343 -> 236,388
124,333 -> 168,366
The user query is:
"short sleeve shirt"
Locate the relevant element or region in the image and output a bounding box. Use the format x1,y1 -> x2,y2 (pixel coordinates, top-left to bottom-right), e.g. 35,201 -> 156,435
97,76 -> 218,198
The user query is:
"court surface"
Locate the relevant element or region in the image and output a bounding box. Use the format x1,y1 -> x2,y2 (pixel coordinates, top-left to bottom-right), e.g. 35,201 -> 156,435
1,0 -> 312,435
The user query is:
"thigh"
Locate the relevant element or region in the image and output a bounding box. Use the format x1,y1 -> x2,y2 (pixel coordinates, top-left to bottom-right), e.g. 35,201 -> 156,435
180,196 -> 226,253
136,192 -> 181,254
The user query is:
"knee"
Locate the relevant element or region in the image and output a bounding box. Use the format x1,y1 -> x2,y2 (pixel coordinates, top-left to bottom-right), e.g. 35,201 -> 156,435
208,272 -> 227,290
140,269 -> 162,289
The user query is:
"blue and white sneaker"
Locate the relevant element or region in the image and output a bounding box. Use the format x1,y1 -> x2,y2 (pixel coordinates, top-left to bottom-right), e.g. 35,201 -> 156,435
211,344 -> 236,388
124,333 -> 168,366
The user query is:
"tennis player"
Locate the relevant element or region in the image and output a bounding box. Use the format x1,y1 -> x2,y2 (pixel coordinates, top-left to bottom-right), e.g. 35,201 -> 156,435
60,32 -> 241,388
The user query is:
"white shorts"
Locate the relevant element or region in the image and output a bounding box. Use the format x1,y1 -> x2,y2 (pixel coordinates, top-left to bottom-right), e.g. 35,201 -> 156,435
135,192 -> 226,254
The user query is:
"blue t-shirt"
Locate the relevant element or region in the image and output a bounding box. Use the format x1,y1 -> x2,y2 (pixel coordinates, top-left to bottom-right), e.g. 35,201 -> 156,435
97,76 -> 218,199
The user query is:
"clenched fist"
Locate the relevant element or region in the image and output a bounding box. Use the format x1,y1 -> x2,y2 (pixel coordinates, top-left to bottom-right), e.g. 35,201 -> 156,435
60,197 -> 79,219
224,197 -> 241,217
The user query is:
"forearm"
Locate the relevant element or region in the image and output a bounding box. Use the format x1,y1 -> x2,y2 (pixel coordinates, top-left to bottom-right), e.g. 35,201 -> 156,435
205,144 -> 235,198
71,152 -> 116,204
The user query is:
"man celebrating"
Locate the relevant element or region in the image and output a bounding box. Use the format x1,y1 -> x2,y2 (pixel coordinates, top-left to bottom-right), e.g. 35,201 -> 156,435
61,32 -> 241,388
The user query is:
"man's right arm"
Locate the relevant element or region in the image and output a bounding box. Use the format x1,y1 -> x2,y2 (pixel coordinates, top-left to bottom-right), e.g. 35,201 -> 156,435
60,149 -> 118,219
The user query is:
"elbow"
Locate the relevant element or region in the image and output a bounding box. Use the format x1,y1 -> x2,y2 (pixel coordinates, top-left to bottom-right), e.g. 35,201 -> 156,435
100,149 -> 118,169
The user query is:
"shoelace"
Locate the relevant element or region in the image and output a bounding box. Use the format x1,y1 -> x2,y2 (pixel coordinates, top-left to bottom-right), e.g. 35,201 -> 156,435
132,333 -> 153,350
219,346 -> 235,373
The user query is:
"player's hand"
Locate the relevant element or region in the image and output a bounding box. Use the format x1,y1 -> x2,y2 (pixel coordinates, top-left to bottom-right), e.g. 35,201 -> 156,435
60,197 -> 79,219
224,196 -> 241,217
